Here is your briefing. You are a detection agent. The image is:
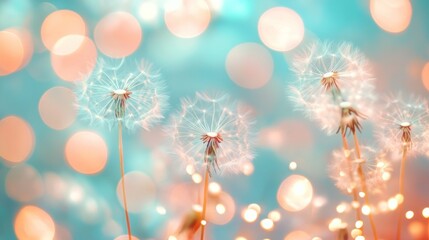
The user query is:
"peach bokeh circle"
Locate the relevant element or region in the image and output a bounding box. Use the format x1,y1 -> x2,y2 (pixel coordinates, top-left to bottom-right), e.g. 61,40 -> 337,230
6,165 -> 44,202
164,0 -> 211,38
0,116 -> 34,163
258,7 -> 305,52
421,62 -> 429,91
0,31 -> 24,76
226,43 -> 273,89
39,86 -> 77,130
370,0 -> 412,33
41,10 -> 87,51
65,131 -> 108,174
277,174 -> 313,212
51,35 -> 97,82
116,171 -> 156,212
94,11 -> 142,58
14,205 -> 55,240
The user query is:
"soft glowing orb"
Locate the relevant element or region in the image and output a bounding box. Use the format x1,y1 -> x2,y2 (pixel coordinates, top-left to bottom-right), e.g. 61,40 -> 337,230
260,218 -> 274,231
408,221 -> 424,239
226,43 -> 273,89
6,165 -> 43,202
0,31 -> 24,75
258,7 -> 304,52
277,175 -> 313,212
65,131 -> 108,174
370,0 -> 412,33
51,36 -> 97,82
405,210 -> 414,219
139,1 -> 160,22
41,10 -> 87,51
164,0 -> 211,38
14,205 -> 55,240
242,208 -> 258,223
268,210 -> 281,222
116,171 -> 156,212
39,87 -> 77,130
0,116 -> 34,163
206,191 -> 235,225
94,11 -> 142,58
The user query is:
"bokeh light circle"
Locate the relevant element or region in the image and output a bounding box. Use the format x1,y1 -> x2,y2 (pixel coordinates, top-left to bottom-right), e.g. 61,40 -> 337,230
164,0 -> 211,38
41,10 -> 87,51
284,230 -> 310,240
0,30 -> 24,76
4,28 -> 34,72
65,131 -> 108,174
39,87 -> 77,130
206,191 -> 236,225
94,11 -> 142,58
226,43 -> 273,89
51,35 -> 97,81
6,165 -> 44,202
421,62 -> 429,91
116,171 -> 156,212
370,0 -> 412,33
277,175 -> 313,212
258,7 -> 305,52
14,205 -> 55,240
0,116 -> 34,163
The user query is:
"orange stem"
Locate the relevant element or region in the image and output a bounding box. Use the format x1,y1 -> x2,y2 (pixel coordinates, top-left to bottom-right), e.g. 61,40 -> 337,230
341,133 -> 363,228
200,166 -> 210,240
352,132 -> 378,240
396,147 -> 408,240
119,121 -> 132,240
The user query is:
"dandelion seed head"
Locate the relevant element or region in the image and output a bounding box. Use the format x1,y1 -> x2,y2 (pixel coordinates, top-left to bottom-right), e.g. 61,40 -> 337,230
75,58 -> 168,130
167,92 -> 254,175
375,94 -> 429,154
288,41 -> 376,135
329,146 -> 392,195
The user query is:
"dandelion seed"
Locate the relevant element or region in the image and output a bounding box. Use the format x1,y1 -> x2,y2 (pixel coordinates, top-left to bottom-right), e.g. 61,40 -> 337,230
168,92 -> 254,174
76,57 -> 168,130
375,94 -> 429,154
330,146 -> 391,195
168,92 -> 254,240
375,94 -> 429,240
288,41 -> 376,135
75,57 -> 168,240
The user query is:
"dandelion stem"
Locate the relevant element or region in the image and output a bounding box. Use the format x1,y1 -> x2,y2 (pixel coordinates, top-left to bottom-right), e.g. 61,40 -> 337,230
200,165 -> 210,240
396,147 -> 408,240
337,227 -> 348,240
340,133 -> 363,230
119,121 -> 132,240
352,132 -> 378,240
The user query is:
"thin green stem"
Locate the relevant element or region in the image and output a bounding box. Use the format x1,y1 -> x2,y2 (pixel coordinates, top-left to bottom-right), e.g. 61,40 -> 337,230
119,121 -> 132,240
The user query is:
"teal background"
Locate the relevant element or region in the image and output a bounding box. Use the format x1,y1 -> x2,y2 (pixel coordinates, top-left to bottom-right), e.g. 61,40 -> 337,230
1,0 -> 429,239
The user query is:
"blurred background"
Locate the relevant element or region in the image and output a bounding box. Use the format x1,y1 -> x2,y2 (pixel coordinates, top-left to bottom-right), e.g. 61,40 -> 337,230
1,0 -> 429,239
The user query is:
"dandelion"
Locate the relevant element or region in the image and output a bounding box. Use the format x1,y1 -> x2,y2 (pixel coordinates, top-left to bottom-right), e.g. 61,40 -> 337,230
168,92 -> 254,240
374,94 -> 429,240
77,57 -> 168,130
329,146 -> 392,195
288,41 -> 376,135
288,41 -> 378,239
75,57 -> 168,240
375,94 -> 429,154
